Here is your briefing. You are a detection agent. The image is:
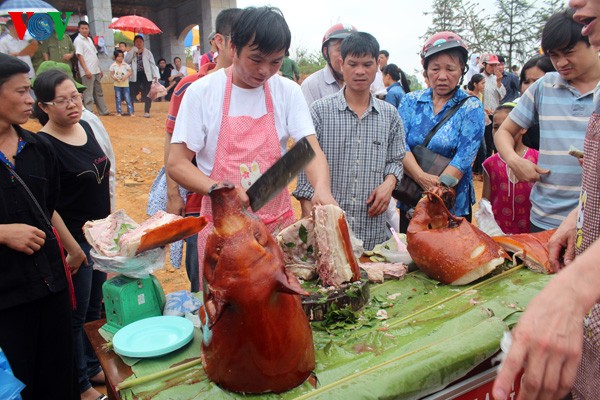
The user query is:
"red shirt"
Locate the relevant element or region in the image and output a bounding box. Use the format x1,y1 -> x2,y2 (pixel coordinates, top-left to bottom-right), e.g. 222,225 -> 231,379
165,61 -> 216,215
165,62 -> 216,134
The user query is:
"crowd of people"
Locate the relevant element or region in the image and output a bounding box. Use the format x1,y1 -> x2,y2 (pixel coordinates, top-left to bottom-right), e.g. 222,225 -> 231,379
3,1 -> 600,399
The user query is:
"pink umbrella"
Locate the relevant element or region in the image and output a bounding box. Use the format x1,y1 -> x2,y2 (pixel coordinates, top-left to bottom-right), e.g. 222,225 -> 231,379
108,15 -> 162,35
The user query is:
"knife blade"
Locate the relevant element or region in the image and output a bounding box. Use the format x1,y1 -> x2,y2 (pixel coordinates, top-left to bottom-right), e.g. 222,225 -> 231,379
247,137 -> 315,212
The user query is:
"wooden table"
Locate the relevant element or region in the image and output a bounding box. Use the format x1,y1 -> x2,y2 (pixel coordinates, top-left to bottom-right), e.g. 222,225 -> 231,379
84,319 -> 131,400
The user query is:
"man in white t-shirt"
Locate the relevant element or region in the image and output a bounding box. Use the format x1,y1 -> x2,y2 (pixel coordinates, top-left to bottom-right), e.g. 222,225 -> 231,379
73,21 -> 109,115
0,20 -> 37,79
169,56 -> 188,87
192,45 -> 201,71
167,6 -> 337,275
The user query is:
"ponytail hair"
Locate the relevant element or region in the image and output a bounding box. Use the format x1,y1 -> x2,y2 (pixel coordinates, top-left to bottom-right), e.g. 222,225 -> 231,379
467,73 -> 485,91
383,63 -> 412,93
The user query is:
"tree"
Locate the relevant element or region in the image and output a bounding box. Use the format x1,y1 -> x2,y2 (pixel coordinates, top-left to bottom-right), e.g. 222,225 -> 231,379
407,71 -> 424,92
293,46 -> 326,77
492,0 -> 536,67
534,0 -> 567,42
422,0 -> 468,41
458,0 -> 496,54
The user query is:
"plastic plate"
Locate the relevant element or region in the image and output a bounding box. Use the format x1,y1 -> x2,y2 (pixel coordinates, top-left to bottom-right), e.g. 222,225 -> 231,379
113,316 -> 194,358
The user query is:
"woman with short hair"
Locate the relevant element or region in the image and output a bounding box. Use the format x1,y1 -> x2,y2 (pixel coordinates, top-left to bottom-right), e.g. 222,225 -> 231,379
397,31 -> 485,232
124,35 -> 159,118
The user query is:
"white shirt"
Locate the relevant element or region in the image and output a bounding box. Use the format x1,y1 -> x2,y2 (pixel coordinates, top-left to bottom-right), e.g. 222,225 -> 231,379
482,72 -> 506,112
171,65 -> 188,78
0,34 -> 35,78
73,34 -> 100,74
192,48 -> 201,65
370,69 -> 387,97
172,69 -> 315,176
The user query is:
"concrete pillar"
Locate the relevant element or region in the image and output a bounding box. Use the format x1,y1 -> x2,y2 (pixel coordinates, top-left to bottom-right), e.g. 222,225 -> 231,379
151,7 -> 185,66
200,0 -> 236,53
85,0 -> 114,75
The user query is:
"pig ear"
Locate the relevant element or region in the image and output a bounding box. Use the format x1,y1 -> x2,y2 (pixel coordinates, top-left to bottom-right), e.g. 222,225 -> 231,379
205,286 -> 228,329
276,268 -> 309,296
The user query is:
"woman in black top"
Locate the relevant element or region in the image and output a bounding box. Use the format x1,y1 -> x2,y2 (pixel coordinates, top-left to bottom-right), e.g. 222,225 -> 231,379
33,69 -> 111,400
0,55 -> 82,399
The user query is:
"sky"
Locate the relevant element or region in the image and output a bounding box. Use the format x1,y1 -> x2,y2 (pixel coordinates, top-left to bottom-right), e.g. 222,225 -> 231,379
236,0 -> 500,79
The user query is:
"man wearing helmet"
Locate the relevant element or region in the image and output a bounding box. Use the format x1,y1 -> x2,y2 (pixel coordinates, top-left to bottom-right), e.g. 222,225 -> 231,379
300,23 -> 357,105
397,31 -> 485,232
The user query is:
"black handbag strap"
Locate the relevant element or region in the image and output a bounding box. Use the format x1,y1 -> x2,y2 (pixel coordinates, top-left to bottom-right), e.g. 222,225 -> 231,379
3,163 -> 52,228
422,96 -> 473,147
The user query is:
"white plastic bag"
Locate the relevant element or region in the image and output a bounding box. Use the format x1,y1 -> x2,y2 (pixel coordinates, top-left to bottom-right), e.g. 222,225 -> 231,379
148,81 -> 168,100
474,199 -> 505,237
90,247 -> 166,278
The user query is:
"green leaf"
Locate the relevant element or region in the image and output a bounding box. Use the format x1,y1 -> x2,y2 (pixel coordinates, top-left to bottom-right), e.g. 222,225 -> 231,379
307,245 -> 314,254
299,224 -> 308,244
285,242 -> 296,248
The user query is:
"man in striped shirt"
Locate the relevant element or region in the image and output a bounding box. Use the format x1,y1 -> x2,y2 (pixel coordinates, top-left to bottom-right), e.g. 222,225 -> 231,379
494,9 -> 600,231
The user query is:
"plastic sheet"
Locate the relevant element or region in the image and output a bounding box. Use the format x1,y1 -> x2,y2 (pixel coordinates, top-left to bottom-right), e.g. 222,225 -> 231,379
91,247 -> 166,278
0,347 -> 24,400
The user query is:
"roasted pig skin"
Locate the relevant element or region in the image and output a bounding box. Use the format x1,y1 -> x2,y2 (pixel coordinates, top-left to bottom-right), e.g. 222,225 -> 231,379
201,183 -> 315,394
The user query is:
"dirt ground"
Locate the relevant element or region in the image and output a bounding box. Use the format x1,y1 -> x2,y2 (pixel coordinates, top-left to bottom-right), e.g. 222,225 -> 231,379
22,82 -> 483,295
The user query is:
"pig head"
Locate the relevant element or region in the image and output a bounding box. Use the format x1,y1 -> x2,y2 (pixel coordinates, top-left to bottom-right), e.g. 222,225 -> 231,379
201,182 -> 315,393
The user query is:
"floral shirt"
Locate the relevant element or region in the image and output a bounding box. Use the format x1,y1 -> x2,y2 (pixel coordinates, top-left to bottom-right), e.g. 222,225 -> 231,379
398,88 -> 485,216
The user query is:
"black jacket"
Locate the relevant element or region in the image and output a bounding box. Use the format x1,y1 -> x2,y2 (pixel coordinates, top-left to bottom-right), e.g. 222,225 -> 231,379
0,126 -> 67,310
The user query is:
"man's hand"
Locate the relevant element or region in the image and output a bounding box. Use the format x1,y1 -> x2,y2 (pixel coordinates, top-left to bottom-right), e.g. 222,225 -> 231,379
495,69 -> 503,85
492,270 -> 584,400
63,53 -> 73,61
66,247 -> 87,275
235,186 -> 250,209
367,176 -> 396,217
549,208 -> 578,272
166,194 -> 185,216
0,224 -> 46,255
311,189 -> 338,208
84,69 -> 92,79
508,157 -> 550,183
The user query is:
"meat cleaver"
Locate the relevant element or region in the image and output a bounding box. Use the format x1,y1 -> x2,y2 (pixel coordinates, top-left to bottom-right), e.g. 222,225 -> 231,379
247,137 -> 315,212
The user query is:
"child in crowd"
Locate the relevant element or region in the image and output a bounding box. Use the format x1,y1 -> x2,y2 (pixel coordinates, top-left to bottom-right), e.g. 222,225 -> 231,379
109,49 -> 134,116
469,73 -> 490,177
482,103 -> 538,234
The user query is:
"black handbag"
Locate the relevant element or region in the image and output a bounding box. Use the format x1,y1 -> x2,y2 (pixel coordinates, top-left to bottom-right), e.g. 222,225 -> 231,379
393,96 -> 472,207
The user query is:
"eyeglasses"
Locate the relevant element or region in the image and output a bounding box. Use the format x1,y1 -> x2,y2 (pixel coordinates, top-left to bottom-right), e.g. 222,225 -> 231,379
43,94 -> 82,108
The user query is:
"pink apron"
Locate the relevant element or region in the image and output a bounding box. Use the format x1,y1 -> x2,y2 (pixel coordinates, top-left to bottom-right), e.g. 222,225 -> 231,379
572,112 -> 600,399
196,68 -> 295,284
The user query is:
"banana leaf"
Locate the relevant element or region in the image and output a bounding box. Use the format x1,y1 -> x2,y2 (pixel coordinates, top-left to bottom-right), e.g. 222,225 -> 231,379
119,267 -> 550,400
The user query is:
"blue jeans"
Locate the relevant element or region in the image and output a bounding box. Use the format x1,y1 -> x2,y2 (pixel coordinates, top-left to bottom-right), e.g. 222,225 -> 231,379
185,234 -> 199,292
71,241 -> 106,393
114,86 -> 134,115
184,213 -> 200,292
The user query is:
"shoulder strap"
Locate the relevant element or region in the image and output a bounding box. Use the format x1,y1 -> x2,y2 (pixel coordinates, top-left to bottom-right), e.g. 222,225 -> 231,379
423,96 -> 473,147
3,164 -> 52,228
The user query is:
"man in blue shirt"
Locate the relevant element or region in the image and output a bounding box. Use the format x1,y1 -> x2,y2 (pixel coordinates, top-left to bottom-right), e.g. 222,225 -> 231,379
497,55 -> 520,102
